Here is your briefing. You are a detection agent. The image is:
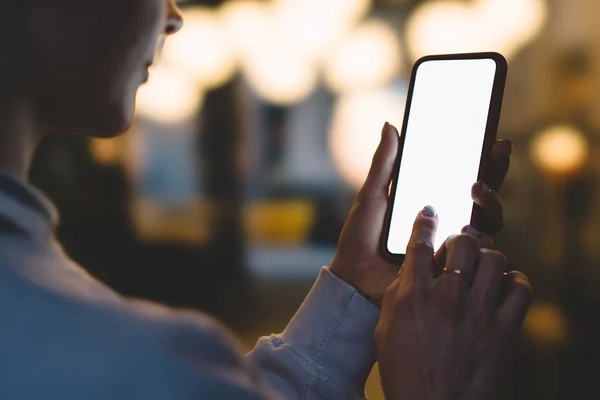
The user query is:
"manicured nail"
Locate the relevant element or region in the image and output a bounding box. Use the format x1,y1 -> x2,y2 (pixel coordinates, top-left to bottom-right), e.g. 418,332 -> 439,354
382,121 -> 390,138
479,181 -> 491,194
422,205 -> 436,217
465,225 -> 479,237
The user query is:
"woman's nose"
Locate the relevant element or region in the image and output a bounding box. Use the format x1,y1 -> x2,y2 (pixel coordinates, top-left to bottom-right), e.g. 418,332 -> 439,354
165,1 -> 183,35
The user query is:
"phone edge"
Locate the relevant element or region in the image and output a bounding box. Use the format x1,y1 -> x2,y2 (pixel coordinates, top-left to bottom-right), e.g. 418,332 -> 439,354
381,52 -> 508,263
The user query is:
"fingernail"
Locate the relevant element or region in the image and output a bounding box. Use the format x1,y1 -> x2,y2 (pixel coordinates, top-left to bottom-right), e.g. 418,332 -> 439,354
479,181 -> 491,194
465,225 -> 479,237
382,121 -> 390,138
422,205 -> 436,217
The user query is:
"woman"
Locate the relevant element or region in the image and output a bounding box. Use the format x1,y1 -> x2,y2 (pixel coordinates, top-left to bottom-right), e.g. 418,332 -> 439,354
0,1 -> 531,399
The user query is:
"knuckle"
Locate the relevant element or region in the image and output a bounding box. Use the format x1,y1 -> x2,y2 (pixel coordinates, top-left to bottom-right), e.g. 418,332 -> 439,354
354,184 -> 388,206
447,233 -> 480,253
479,249 -> 507,272
393,284 -> 422,312
406,240 -> 435,255
372,151 -> 394,169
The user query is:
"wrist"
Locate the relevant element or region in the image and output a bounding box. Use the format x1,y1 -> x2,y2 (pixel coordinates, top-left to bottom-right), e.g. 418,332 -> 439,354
327,264 -> 381,307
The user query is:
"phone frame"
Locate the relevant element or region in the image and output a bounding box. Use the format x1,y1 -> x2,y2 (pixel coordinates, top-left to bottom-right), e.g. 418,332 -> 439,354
382,52 -> 508,263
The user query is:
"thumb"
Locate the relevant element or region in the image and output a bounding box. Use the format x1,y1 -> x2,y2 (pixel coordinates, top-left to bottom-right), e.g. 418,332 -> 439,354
354,122 -> 399,206
402,206 -> 439,286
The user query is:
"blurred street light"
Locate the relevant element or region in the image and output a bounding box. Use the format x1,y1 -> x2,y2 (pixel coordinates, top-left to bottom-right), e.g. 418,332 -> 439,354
219,1 -> 271,59
272,0 -> 373,60
530,124 -> 589,176
136,66 -> 204,125
478,0 -> 547,53
406,1 -> 485,59
242,38 -> 319,105
90,138 -> 122,166
162,7 -> 236,89
523,301 -> 568,346
330,85 -> 407,188
406,0 -> 547,61
324,19 -> 403,93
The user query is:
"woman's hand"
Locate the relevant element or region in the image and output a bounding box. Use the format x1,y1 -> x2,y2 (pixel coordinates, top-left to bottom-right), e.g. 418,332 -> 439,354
329,122 -> 512,303
375,210 -> 532,400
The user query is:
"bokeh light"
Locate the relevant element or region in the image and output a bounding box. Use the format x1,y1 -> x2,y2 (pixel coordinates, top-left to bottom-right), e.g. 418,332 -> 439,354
530,124 -> 589,176
272,0 -> 373,60
162,7 -> 236,89
330,85 -> 407,188
89,138 -> 122,166
406,1 -> 486,60
324,19 -> 403,94
242,38 -> 319,105
523,302 -> 568,346
136,66 -> 204,125
219,1 -> 271,59
406,0 -> 548,61
478,0 -> 547,53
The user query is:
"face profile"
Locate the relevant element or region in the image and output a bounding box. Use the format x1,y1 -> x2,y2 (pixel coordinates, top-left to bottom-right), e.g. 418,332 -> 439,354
7,0 -> 182,138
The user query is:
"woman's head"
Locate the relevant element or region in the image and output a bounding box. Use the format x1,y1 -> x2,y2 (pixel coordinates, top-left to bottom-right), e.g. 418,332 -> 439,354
2,0 -> 182,137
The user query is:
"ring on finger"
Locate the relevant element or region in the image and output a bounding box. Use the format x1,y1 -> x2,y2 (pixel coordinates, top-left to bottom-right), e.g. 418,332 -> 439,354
441,267 -> 473,286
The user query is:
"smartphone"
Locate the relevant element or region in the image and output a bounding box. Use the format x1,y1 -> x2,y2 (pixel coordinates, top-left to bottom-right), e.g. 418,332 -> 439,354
383,52 -> 507,261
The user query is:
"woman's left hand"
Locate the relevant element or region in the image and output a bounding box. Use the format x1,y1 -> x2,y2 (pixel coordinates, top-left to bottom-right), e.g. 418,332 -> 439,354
329,122 -> 513,303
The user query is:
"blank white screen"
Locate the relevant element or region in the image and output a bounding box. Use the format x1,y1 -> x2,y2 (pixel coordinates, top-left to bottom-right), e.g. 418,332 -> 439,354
387,58 -> 497,254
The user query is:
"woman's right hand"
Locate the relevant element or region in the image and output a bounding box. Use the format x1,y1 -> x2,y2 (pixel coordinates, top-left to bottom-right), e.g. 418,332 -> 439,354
375,208 -> 532,400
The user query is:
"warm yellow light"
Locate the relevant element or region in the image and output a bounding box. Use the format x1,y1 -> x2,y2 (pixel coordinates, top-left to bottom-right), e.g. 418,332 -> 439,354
324,20 -> 402,93
136,66 -> 204,125
330,86 -> 407,188
245,200 -> 316,245
329,0 -> 372,25
407,1 -> 483,60
219,1 -> 271,59
406,0 -> 548,61
523,302 -> 568,346
478,0 -> 547,53
90,138 -> 122,166
272,0 -> 373,60
162,7 -> 236,89
243,39 -> 318,105
530,125 -> 589,176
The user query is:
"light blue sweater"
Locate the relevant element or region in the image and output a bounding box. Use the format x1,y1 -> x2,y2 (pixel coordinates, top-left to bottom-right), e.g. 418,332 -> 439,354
0,172 -> 380,399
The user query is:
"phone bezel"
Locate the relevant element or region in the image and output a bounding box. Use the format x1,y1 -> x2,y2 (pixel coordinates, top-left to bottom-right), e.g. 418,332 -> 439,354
382,52 -> 508,263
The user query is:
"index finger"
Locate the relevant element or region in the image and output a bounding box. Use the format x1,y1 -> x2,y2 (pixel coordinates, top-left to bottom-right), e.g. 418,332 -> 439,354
402,206 -> 439,287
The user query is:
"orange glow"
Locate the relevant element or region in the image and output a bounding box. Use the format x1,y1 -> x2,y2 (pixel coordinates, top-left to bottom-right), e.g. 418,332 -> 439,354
523,302 -> 568,346
530,124 -> 589,176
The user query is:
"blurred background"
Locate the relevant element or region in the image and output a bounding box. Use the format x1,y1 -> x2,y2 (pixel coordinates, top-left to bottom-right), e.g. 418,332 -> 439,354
28,0 -> 600,398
